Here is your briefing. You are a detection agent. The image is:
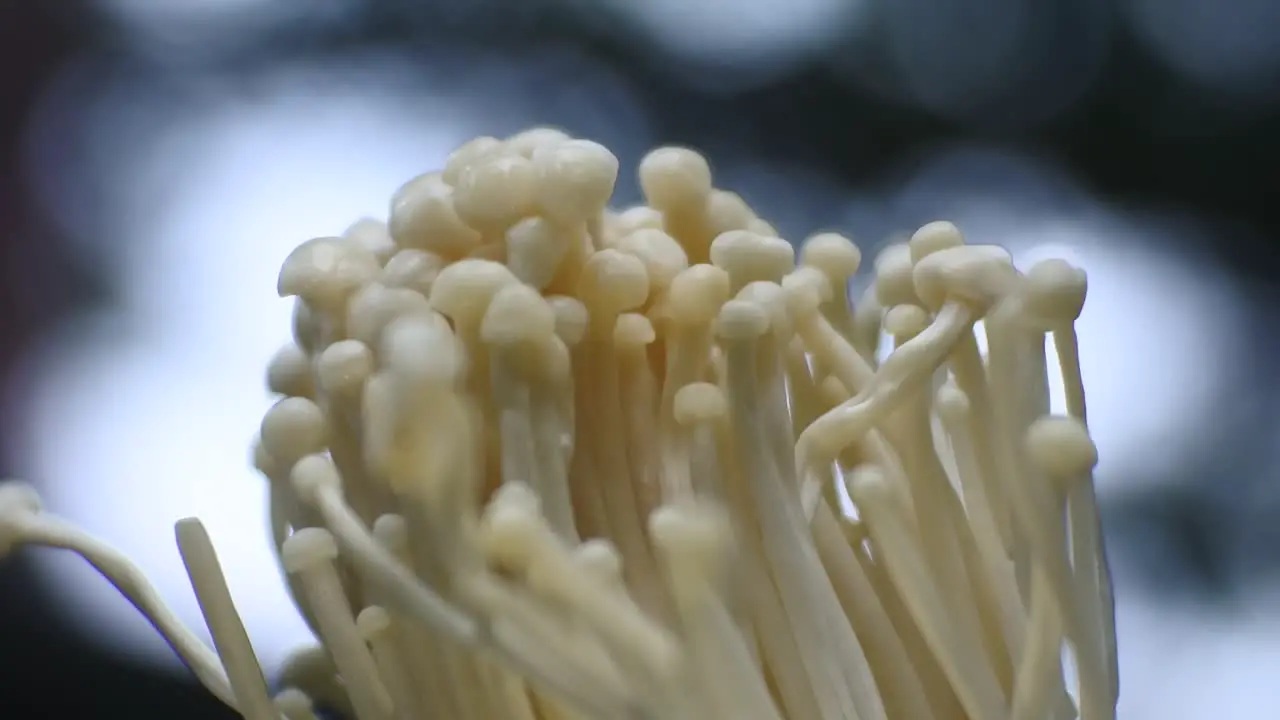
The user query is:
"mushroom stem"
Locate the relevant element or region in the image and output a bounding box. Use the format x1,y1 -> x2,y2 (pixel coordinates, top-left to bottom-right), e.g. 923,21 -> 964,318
175,518 -> 279,720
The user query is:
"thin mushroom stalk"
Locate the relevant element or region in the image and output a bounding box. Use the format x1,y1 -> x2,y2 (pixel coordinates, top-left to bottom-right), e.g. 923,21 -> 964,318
1,131 -> 1119,720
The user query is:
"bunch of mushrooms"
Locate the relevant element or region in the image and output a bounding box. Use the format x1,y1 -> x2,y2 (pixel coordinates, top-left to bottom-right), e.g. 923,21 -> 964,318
0,128 -> 1118,720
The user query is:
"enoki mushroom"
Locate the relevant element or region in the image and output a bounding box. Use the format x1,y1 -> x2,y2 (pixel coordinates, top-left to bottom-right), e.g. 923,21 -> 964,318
0,129 -> 1119,720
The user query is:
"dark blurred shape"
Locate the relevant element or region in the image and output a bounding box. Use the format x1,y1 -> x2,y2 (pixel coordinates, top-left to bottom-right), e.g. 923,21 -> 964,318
89,0 -> 362,63
1125,0 -> 1280,100
836,0 -> 1112,127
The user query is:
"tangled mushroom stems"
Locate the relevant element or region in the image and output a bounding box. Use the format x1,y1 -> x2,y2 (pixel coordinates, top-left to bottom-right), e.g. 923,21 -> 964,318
0,129 -> 1118,720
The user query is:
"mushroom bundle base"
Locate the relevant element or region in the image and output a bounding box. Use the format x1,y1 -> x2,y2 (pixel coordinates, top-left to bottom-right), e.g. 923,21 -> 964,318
0,129 -> 1119,720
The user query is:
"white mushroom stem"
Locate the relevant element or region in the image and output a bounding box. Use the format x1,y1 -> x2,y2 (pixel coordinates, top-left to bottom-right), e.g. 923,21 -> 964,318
736,281 -> 802,493
370,514 -> 451,720
881,305 -> 1014,701
1026,416 -> 1114,720
852,284 -> 882,365
356,606 -> 426,720
481,283 -> 554,494
282,528 -> 393,720
615,313 -> 664,520
797,301 -> 973,468
290,455 -> 630,717
316,337 -> 385,526
719,298 -> 886,720
1023,259 -> 1118,702
847,466 -> 1008,720
780,268 -> 908,501
481,483 -> 680,693
530,334 -> 580,541
985,297 -> 1102,720
0,485 -> 239,712
1009,569 -> 1064,720
659,264 -> 731,502
795,242 -> 1018,472
809,499 -> 937,720
934,383 -> 1027,659
650,503 -> 784,720
174,518 -> 280,720
708,358 -> 824,720
800,232 -> 862,345
577,250 -> 666,616
848,516 -> 966,719
947,330 -> 1018,555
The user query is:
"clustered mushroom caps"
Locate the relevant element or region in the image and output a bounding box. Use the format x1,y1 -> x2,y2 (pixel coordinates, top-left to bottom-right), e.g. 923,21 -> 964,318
0,127 -> 1118,720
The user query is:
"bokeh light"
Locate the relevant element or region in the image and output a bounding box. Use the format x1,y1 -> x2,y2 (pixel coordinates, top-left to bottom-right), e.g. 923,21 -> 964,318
10,53 -> 470,671
602,0 -> 861,89
1114,583 -> 1280,719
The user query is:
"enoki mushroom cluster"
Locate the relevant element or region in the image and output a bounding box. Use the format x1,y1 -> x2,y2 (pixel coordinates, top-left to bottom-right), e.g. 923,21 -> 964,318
0,128 -> 1118,720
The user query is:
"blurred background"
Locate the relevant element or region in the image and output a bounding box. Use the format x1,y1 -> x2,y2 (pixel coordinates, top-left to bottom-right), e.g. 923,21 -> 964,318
1,0 -> 1278,717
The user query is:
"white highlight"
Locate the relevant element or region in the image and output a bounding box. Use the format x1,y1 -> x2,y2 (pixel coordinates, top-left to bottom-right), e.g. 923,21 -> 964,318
10,60 -> 470,673
605,0 -> 857,74
1115,586 -> 1280,719
1006,225 -> 1242,492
